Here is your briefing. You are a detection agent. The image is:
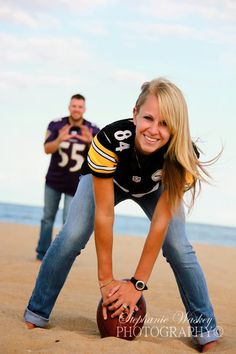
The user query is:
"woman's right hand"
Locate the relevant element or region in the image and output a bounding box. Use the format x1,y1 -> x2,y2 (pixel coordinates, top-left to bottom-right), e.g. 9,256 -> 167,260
100,279 -> 122,320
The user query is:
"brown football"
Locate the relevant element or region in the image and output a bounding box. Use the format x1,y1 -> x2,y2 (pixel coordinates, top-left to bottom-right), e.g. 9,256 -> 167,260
96,295 -> 146,341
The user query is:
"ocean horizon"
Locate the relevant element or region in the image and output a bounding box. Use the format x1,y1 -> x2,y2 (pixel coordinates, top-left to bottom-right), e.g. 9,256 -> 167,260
0,202 -> 235,247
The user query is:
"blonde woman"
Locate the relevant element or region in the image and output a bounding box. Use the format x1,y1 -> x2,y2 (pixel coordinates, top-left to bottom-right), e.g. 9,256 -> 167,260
25,78 -> 219,352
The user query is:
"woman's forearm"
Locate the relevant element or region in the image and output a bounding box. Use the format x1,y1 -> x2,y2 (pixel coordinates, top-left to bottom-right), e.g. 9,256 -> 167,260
134,191 -> 172,283
94,213 -> 114,283
92,176 -> 115,284
134,222 -> 169,283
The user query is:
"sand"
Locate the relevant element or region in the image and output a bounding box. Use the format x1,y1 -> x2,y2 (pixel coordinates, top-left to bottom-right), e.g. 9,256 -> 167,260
0,222 -> 235,354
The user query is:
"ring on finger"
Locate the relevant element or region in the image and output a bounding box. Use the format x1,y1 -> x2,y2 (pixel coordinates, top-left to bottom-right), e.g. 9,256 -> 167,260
122,303 -> 128,310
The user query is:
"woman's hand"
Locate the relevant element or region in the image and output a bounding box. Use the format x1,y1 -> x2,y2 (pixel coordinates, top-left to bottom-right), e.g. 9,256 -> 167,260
100,279 -> 122,320
102,280 -> 142,319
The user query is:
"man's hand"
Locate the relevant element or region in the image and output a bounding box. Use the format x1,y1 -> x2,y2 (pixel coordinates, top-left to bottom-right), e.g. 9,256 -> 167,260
77,125 -> 93,144
44,124 -> 73,154
58,124 -> 73,142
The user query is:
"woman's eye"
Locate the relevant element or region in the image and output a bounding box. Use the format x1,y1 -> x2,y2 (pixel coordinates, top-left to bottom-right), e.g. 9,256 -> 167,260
160,120 -> 167,126
143,115 -> 152,120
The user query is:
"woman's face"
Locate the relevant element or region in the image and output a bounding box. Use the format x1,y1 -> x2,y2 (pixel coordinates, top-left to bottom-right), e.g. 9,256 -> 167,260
133,94 -> 171,155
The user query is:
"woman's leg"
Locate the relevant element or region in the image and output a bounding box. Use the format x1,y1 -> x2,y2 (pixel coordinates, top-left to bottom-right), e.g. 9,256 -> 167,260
135,191 -> 219,346
63,193 -> 73,224
24,175 -> 95,327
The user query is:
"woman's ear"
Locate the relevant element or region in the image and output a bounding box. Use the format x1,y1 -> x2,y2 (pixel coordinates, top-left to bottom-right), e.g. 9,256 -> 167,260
133,107 -> 137,125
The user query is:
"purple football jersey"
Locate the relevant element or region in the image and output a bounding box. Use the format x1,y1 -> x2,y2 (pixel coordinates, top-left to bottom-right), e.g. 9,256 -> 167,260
45,116 -> 99,195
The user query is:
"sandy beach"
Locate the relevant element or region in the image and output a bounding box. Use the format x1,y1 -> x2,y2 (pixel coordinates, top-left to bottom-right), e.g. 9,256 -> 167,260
0,222 -> 235,354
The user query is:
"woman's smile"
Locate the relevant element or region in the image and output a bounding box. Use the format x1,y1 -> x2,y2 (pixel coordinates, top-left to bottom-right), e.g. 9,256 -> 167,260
133,95 -> 171,155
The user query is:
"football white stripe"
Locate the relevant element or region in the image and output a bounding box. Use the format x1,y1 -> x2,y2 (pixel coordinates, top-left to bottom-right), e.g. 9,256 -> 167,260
92,140 -> 117,163
88,156 -> 116,171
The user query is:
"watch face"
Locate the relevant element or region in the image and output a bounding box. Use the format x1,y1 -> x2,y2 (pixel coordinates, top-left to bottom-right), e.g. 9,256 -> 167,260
136,280 -> 145,290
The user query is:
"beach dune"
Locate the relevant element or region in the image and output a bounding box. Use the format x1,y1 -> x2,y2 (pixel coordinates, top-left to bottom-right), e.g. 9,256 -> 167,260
0,222 -> 235,353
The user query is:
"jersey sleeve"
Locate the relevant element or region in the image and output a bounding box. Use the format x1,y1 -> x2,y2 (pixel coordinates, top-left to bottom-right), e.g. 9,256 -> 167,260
44,121 -> 59,144
87,130 -> 119,178
91,124 -> 100,137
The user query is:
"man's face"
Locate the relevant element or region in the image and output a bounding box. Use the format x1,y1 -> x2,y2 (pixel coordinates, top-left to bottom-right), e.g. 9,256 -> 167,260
68,98 -> 86,121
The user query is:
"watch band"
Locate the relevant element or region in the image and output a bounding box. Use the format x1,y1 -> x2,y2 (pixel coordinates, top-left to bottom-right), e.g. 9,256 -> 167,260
130,277 -> 148,291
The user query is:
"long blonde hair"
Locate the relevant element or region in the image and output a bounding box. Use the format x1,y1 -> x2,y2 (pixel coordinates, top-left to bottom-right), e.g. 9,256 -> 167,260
135,77 -> 216,212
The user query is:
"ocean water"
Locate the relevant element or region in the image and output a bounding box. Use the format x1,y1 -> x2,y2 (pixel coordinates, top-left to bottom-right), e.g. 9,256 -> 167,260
0,202 -> 235,247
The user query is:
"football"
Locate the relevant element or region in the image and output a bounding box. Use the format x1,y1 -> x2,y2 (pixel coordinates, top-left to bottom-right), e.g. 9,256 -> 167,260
96,295 -> 146,341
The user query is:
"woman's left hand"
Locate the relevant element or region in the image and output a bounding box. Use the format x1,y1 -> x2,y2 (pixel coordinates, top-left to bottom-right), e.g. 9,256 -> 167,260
103,280 -> 142,318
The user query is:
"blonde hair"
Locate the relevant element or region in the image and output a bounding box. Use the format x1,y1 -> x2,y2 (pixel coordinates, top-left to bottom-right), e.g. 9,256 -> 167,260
135,77 -> 216,212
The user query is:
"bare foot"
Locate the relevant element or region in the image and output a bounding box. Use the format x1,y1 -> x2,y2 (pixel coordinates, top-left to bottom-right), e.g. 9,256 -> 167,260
35,259 -> 42,264
25,322 -> 37,329
201,340 -> 219,352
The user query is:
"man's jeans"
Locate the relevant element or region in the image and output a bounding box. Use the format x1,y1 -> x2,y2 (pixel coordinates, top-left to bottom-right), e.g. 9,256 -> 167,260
25,175 -> 219,345
36,184 -> 73,260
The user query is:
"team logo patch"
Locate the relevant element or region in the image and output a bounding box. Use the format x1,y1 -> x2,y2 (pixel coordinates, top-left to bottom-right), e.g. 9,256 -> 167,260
132,176 -> 141,183
151,169 -> 162,182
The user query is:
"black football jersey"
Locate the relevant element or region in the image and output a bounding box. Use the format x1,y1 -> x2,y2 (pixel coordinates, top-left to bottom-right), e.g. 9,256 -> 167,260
81,118 -> 168,197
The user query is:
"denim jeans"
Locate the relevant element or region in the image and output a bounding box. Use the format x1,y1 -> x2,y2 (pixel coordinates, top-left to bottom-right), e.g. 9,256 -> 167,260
25,174 -> 219,345
36,184 -> 73,260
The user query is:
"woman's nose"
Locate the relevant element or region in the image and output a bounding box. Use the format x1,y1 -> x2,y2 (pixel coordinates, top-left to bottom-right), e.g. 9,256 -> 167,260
149,121 -> 160,135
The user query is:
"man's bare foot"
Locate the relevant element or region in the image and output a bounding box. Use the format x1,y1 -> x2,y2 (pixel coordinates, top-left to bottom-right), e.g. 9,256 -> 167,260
35,259 -> 42,264
25,322 -> 37,329
201,340 -> 219,352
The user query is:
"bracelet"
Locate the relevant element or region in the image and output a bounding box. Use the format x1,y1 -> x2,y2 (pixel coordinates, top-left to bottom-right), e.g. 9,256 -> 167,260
99,279 -> 114,289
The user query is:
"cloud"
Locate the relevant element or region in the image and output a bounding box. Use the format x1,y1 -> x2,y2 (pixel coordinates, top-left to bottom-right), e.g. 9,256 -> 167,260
118,21 -> 236,46
0,0 -> 116,27
120,22 -> 196,38
136,0 -> 236,22
0,4 -> 38,27
0,32 -> 95,91
0,33 -> 90,67
0,72 -> 80,89
61,0 -> 115,13
73,21 -> 109,36
111,69 -> 146,84
0,3 -> 59,28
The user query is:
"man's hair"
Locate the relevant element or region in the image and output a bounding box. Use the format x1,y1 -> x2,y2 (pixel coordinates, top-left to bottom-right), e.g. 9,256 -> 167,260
71,94 -> 85,101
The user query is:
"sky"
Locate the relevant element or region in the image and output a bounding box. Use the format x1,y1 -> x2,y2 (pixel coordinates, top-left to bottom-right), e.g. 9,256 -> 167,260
0,0 -> 236,227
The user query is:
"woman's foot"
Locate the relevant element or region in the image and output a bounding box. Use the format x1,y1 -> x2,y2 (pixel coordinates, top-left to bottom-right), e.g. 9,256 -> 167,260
201,340 -> 218,352
25,321 -> 37,329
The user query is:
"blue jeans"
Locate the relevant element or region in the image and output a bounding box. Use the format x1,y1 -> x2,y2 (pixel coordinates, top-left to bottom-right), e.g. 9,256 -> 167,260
36,184 -> 73,260
25,175 -> 219,345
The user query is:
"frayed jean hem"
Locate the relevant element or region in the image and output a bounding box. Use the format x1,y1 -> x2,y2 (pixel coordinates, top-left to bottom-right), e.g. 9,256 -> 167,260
192,327 -> 220,345
24,308 -> 49,328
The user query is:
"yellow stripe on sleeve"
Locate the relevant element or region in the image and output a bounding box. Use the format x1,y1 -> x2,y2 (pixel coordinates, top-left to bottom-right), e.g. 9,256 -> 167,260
87,135 -> 119,175
93,135 -> 118,162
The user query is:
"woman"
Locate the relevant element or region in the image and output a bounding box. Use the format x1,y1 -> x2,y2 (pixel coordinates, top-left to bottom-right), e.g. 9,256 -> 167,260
25,78 -> 219,352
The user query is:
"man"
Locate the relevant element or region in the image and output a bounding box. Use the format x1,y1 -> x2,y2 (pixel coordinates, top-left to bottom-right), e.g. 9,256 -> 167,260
36,94 -> 99,261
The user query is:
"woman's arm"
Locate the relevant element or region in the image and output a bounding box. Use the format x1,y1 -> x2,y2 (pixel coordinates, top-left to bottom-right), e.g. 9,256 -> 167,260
92,175 -> 115,283
134,190 -> 172,283
105,190 -> 173,318
93,175 -> 125,319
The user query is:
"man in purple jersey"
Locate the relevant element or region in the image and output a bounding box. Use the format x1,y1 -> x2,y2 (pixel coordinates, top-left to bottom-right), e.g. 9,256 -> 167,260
36,94 -> 99,261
